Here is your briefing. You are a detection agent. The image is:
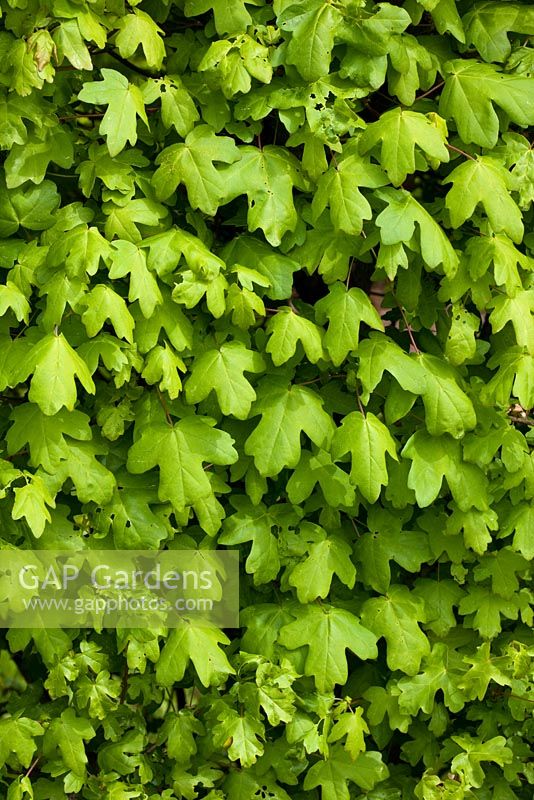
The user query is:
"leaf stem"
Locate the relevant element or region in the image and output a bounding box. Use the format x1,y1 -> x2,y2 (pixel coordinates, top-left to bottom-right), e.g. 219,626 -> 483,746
355,383 -> 366,416
397,305 -> 420,354
346,258 -> 354,289
446,143 -> 477,161
415,80 -> 445,101
25,757 -> 40,778
157,388 -> 173,426
287,298 -> 299,314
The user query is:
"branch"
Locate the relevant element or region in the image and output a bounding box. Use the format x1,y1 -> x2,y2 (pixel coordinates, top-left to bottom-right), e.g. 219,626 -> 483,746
508,412 -> 534,427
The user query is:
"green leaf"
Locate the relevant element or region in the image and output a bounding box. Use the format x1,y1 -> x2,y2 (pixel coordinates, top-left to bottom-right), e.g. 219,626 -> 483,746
361,585 -> 430,675
185,341 -> 265,418
266,307 -> 325,365
280,1 -> 343,82
375,188 -> 459,275
386,33 -> 436,106
397,643 -> 466,714
115,10 -> 165,69
0,280 -> 30,323
53,440 -> 115,505
53,20 -> 93,71
500,503 -> 534,560
222,145 -> 309,246
458,642 -> 511,701
75,670 -> 120,720
133,291 -> 193,353
481,347 -> 534,408
0,716 -> 44,769
328,707 -> 369,760
473,548 -> 528,598
101,482 -> 168,549
6,405 -> 91,472
219,499 -> 285,584
185,0 -> 253,35
428,0 -> 465,42
413,578 -> 465,637
240,603 -> 296,660
78,69 -> 148,157
439,59 -> 534,148
402,430 -> 488,509
225,284 -> 265,328
445,303 -> 479,365
96,730 -> 145,776
311,153 -> 387,234
43,708 -> 95,777
444,156 -> 523,243
359,108 -> 449,187
245,378 -> 335,477
109,240 -> 162,319
80,284 -> 135,343
214,707 -> 264,767
458,586 -> 521,638
450,735 -> 513,788
418,353 -> 477,438
157,77 -> 199,137
279,605 -> 377,691
160,710 -> 204,764
356,518 -> 432,594
357,332 -> 427,402
0,179 -> 60,236
26,333 -> 95,415
127,416 -> 238,516
332,411 -> 398,503
303,748 -> 388,800
464,232 -> 533,294
103,196 -> 166,242
141,344 -> 185,400
337,3 -> 411,56
315,282 -> 384,366
5,128 -> 74,188
489,290 -> 534,353
156,620 -> 234,687
286,448 -> 356,507
462,2 -> 534,62
288,536 -> 356,602
153,125 -> 240,215
223,236 -> 298,300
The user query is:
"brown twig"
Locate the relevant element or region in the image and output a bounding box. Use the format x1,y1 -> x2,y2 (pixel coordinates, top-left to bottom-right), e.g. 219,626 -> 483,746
508,414 -> 534,427
58,107 -> 159,122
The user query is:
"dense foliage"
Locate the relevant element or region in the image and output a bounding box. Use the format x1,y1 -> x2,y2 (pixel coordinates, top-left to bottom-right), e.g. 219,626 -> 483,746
0,0 -> 533,797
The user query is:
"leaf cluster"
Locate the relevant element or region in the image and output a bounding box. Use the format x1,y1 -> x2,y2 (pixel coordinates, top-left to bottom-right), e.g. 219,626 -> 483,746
0,0 -> 533,798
